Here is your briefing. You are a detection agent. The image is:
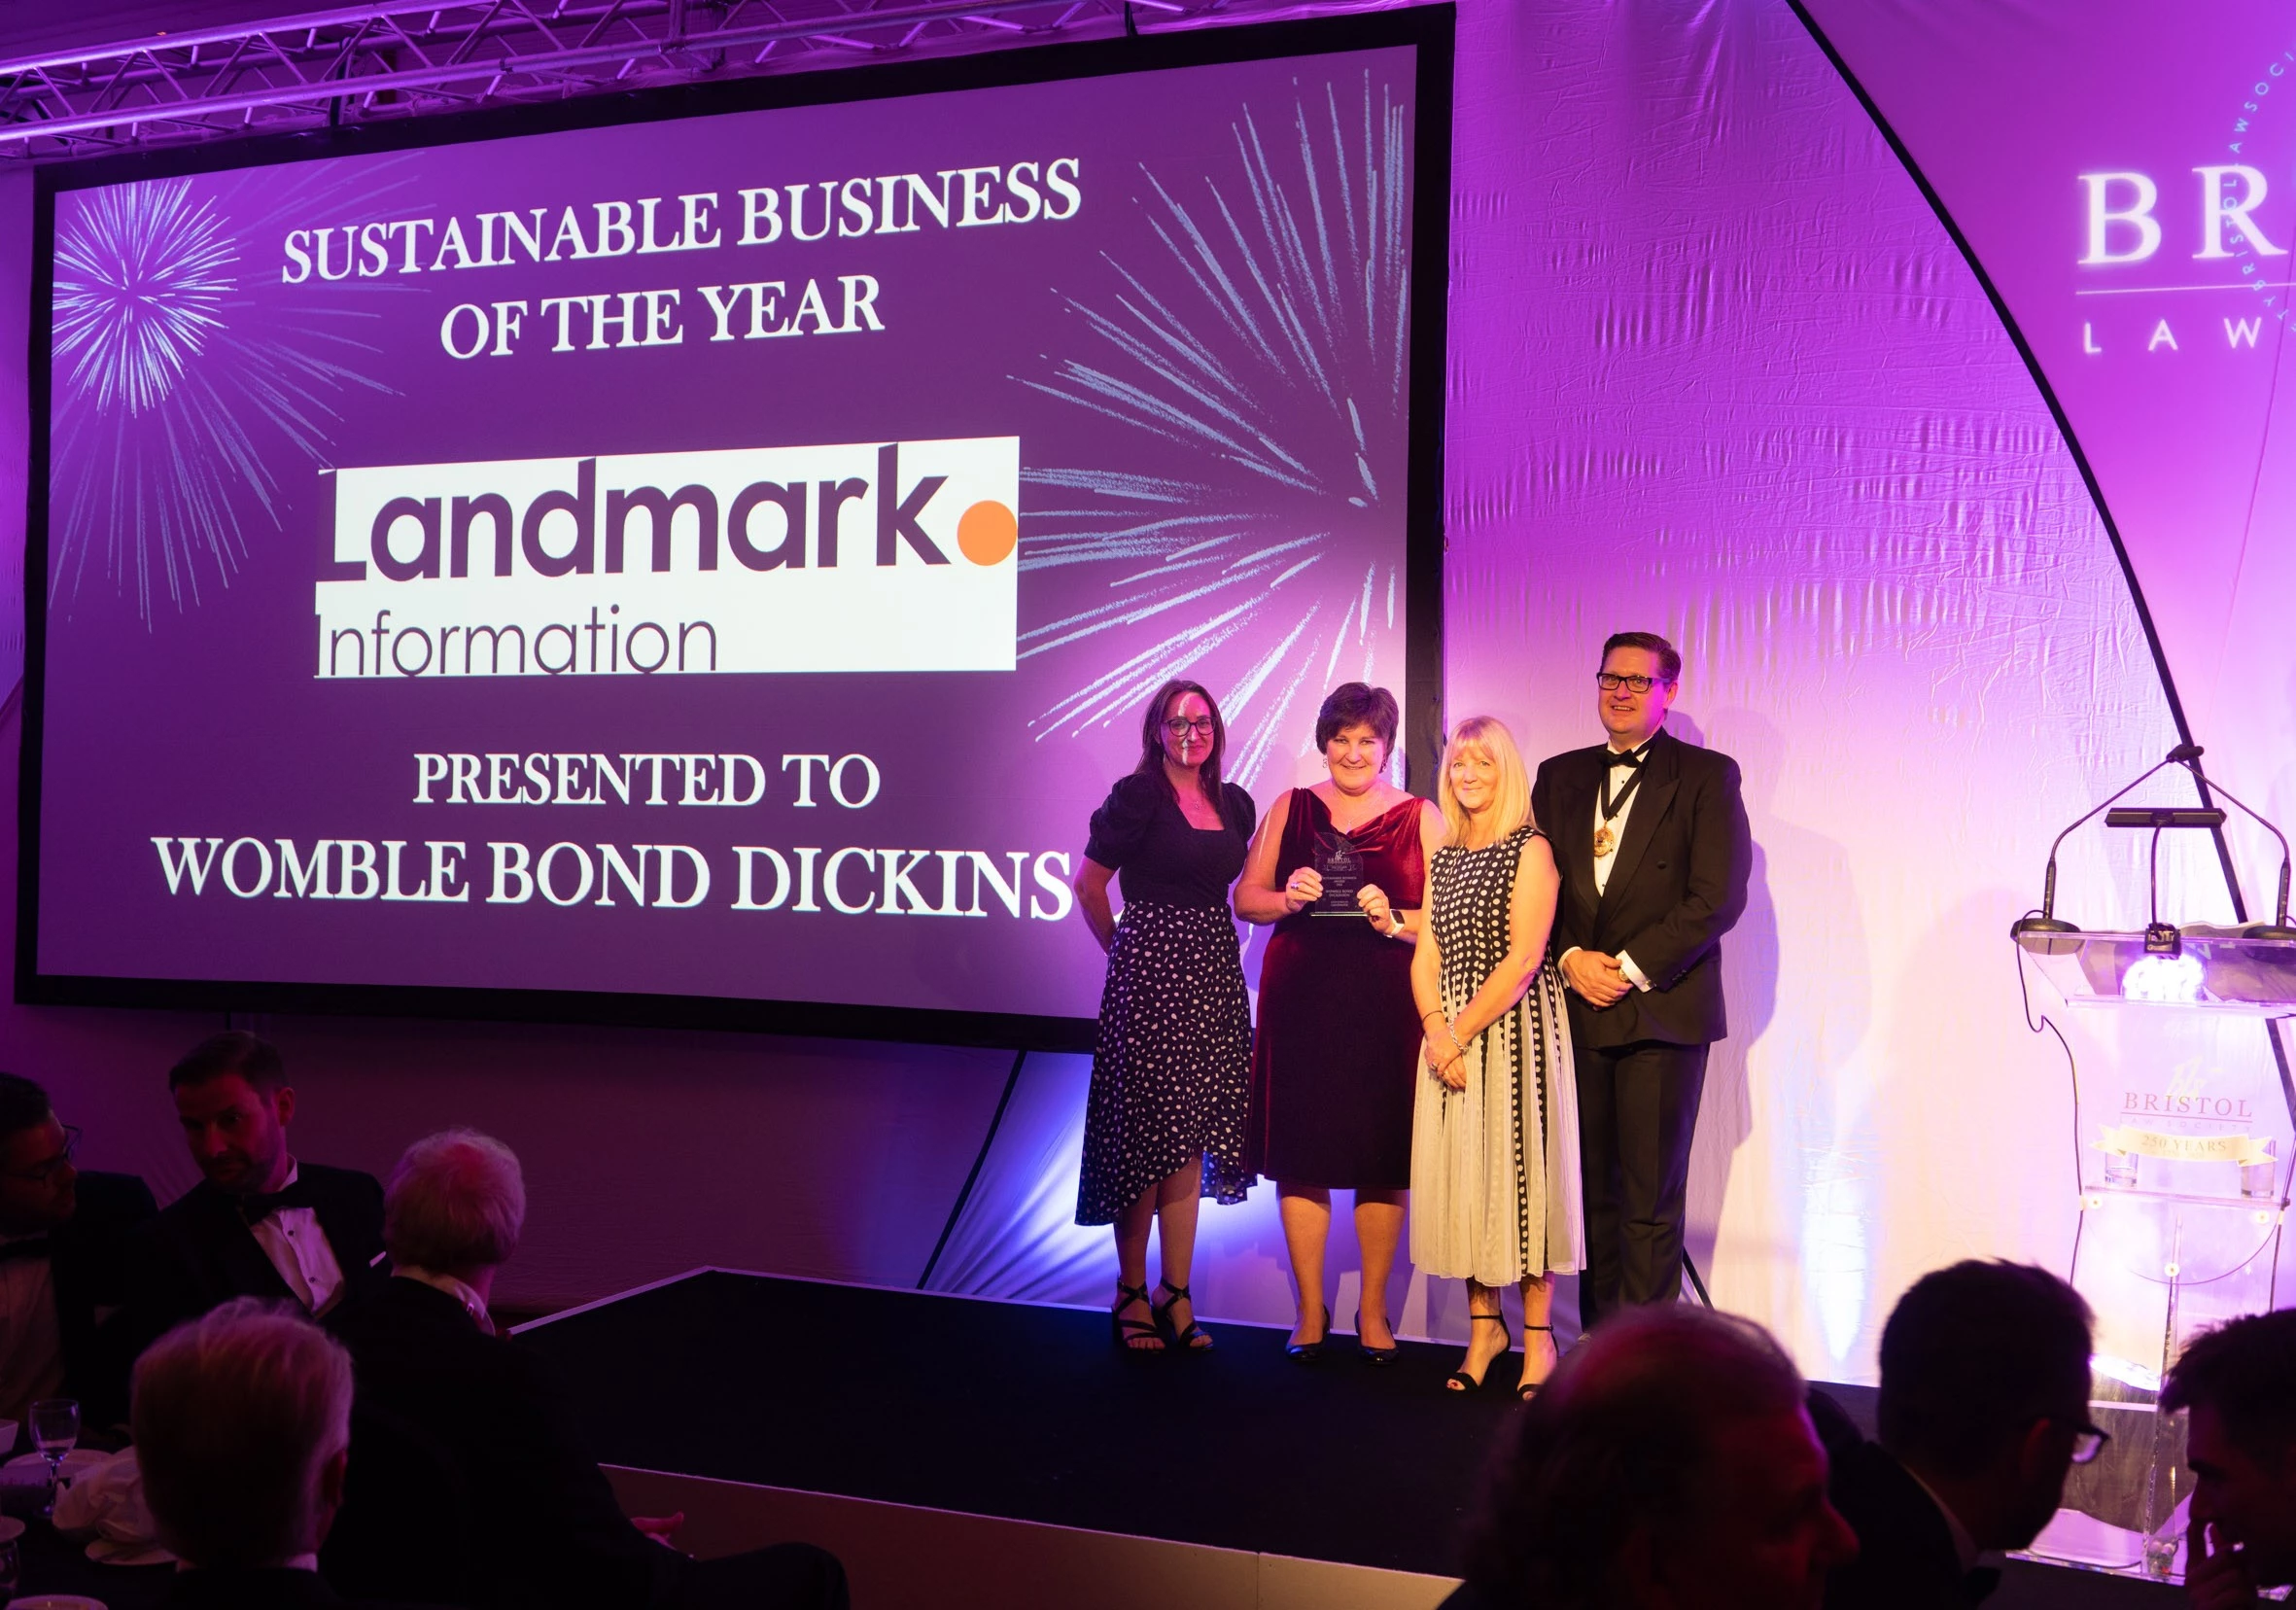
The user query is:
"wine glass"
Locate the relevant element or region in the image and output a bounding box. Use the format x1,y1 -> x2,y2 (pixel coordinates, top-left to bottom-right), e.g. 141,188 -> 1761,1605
28,1398 -> 77,1519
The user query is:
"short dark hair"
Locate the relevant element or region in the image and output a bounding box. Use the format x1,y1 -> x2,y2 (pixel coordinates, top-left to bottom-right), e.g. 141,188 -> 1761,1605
168,1032 -> 287,1095
1877,1261 -> 2093,1476
0,1074 -> 52,1145
1314,682 -> 1400,753
2163,1311 -> 2296,1464
1460,1305 -> 1807,1607
1602,631 -> 1682,683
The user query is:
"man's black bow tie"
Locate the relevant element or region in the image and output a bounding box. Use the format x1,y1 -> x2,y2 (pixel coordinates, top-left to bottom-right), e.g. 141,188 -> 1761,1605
236,1182 -> 316,1226
1610,748 -> 1647,769
1964,1566 -> 2001,1604
0,1238 -> 51,1266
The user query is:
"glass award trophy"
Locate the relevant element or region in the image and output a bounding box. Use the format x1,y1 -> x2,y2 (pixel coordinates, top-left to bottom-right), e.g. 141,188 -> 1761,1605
1311,829 -> 1364,917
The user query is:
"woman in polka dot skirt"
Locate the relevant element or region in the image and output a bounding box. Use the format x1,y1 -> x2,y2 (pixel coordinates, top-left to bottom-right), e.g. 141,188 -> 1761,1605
1073,679 -> 1259,1352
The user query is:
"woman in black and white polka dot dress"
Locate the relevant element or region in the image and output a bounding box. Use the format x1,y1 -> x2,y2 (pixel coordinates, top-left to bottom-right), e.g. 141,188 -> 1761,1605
1073,680 -> 1258,1352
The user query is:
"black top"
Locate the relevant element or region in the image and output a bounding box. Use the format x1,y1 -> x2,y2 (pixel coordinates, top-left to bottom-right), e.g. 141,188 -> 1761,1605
327,1277 -> 680,1610
51,1169 -> 157,1427
167,1566 -> 442,1610
1086,772 -> 1256,908
1809,1388 -> 1998,1610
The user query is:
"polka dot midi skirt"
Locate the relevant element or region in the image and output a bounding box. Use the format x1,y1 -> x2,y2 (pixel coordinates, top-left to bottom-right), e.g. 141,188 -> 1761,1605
1076,899 -> 1256,1226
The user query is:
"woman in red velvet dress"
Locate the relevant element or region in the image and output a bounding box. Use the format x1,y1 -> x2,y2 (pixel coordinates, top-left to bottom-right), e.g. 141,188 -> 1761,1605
1237,683 -> 1445,1361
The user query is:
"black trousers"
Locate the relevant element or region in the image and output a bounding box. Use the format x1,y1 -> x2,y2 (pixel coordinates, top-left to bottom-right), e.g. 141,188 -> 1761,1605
674,1542 -> 850,1610
1573,1036 -> 1709,1326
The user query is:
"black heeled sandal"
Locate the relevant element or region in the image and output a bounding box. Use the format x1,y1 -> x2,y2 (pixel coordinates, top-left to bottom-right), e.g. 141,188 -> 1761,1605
1445,1312 -> 1511,1391
1111,1281 -> 1162,1351
1517,1323 -> 1555,1399
1287,1300 -> 1329,1362
1153,1278 -> 1214,1352
1355,1309 -> 1399,1365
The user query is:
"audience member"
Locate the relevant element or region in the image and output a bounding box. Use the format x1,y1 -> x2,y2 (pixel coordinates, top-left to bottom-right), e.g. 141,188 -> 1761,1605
2161,1308 -> 2296,1608
1814,1261 -> 2098,1609
133,1297 -> 438,1608
131,1033 -> 387,1340
328,1130 -> 848,1610
1450,1303 -> 1856,1609
0,1071 -> 154,1424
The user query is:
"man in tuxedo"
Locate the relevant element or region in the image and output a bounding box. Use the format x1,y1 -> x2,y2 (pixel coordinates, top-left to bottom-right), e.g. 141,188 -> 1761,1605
2161,1309 -> 2296,1607
135,1297 -> 442,1609
1531,631 -> 1751,1320
131,1033 -> 387,1344
1815,1261 -> 2097,1610
327,1130 -> 847,1610
0,1072 -> 155,1425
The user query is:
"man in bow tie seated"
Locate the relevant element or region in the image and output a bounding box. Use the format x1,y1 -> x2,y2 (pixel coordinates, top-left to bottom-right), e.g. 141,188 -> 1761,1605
0,1072 -> 155,1426
1813,1261 -> 2099,1610
129,1033 -> 387,1347
135,1298 -> 442,1608
325,1130 -> 848,1610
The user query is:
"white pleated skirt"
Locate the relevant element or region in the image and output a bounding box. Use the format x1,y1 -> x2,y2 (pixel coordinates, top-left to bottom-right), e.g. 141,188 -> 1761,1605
1409,964 -> 1585,1285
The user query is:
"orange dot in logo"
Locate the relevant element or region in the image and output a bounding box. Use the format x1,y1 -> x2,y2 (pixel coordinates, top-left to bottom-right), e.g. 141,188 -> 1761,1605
957,500 -> 1018,566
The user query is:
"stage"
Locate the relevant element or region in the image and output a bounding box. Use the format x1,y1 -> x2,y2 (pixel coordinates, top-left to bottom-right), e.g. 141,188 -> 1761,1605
515,1271 -> 2182,1609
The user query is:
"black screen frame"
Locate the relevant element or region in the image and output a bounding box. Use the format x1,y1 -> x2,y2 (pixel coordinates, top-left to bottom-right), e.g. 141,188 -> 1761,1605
17,6 -> 1455,1053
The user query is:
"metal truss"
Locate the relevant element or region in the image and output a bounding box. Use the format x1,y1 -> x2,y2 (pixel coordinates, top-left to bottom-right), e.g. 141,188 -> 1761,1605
0,0 -> 1294,160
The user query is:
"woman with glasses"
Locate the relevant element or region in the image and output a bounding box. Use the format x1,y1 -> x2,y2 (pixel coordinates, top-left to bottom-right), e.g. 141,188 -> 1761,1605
1073,680 -> 1259,1352
1235,682 -> 1443,1363
1410,717 -> 1583,1398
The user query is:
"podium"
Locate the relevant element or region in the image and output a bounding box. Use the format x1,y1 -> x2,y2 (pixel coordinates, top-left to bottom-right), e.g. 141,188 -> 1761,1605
2012,927 -> 2296,1574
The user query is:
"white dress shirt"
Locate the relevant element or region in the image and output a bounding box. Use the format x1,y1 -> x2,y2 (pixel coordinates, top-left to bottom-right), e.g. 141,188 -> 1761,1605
1562,737 -> 1656,991
0,1233 -> 64,1422
246,1164 -> 348,1316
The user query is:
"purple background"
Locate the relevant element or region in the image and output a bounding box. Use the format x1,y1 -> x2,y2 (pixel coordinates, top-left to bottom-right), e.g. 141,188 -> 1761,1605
3,0 -> 2286,1382
35,46 -> 1419,1019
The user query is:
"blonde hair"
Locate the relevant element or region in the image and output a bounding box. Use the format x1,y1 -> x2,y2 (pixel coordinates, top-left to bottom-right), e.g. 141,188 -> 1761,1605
132,1298 -> 353,1568
1439,717 -> 1532,848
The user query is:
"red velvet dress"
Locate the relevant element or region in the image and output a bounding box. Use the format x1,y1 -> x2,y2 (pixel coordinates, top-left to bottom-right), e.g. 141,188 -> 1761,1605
1246,789 -> 1430,1189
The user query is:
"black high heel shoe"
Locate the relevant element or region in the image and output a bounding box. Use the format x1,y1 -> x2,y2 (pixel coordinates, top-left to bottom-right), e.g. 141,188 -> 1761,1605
1355,1309 -> 1399,1365
1287,1301 -> 1330,1362
1516,1323 -> 1555,1399
1445,1312 -> 1512,1391
1153,1278 -> 1214,1352
1111,1281 -> 1161,1351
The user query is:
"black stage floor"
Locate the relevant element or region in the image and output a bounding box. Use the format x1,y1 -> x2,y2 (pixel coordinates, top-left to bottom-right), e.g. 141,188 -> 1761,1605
519,1271 -> 2176,1606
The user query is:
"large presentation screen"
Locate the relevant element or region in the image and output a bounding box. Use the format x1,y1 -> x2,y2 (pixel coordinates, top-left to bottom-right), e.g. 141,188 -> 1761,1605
22,15 -> 1449,1045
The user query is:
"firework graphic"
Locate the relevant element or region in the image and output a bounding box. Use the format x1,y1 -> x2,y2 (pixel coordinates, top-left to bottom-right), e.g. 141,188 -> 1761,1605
50,170 -> 403,627
1020,67 -> 1414,788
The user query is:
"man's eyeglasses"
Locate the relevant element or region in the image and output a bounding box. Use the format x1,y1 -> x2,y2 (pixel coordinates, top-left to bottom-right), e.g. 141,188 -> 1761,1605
1164,717 -> 1217,738
1595,672 -> 1673,695
0,1126 -> 80,1186
2063,1418 -> 2111,1465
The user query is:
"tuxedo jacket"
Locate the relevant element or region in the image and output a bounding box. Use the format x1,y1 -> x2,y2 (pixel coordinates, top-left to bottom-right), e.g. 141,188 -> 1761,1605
128,1164 -> 389,1346
1530,726 -> 1752,1048
326,1277 -> 680,1610
1810,1390 -> 1996,1610
49,1169 -> 157,1425
166,1565 -> 444,1610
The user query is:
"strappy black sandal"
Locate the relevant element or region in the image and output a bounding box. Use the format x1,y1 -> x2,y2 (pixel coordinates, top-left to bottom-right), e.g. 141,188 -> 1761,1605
1287,1300 -> 1329,1362
1153,1278 -> 1214,1351
1517,1323 -> 1555,1399
1355,1309 -> 1399,1366
1445,1312 -> 1512,1391
1111,1281 -> 1163,1351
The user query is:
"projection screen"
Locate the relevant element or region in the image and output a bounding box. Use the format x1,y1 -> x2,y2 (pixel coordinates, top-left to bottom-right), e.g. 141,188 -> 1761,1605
18,12 -> 1453,1048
